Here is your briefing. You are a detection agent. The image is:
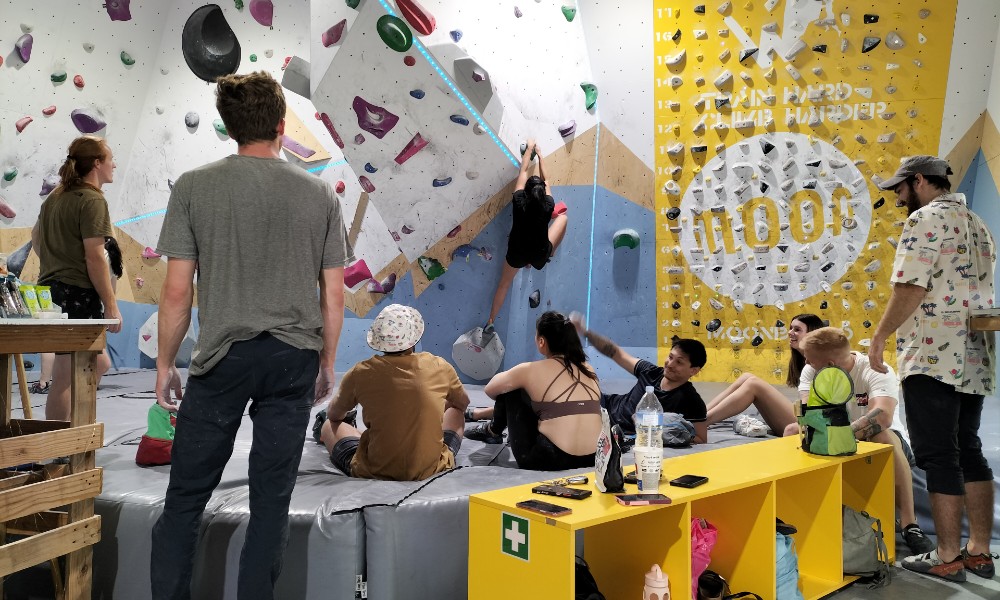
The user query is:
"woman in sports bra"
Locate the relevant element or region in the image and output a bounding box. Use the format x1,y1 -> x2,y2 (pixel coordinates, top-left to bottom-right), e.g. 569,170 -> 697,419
466,311 -> 601,470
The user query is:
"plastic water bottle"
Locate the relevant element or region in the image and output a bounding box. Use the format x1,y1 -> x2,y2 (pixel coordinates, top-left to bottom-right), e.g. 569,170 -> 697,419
633,386 -> 663,492
643,564 -> 670,600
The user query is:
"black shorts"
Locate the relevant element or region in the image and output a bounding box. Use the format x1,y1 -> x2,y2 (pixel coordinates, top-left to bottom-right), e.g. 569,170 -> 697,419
47,280 -> 103,319
505,241 -> 552,270
330,431 -> 462,477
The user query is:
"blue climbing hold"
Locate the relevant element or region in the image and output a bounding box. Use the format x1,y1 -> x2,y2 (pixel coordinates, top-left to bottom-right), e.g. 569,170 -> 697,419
365,162 -> 377,173
432,177 -> 452,187
409,89 -> 425,99
450,114 -> 469,126
450,30 -> 462,42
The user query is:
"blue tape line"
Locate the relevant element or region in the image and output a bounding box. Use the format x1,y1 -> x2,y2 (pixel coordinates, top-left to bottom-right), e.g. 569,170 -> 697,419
586,118 -> 600,331
376,0 -> 518,167
307,159 -> 348,173
114,208 -> 167,227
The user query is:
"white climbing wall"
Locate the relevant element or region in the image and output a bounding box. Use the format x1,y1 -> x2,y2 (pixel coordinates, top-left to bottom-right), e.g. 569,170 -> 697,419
0,0 -> 163,227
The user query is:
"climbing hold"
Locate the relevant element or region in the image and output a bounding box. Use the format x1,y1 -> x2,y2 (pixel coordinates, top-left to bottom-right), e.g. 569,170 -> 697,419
473,123 -> 485,135
15,34 -> 33,63
472,68 -> 486,82
432,177 -> 452,187
281,135 -> 316,158
42,105 -> 56,116
409,89 -> 425,99
83,42 -> 95,52
714,97 -> 730,110
346,0 -> 360,8
562,5 -> 577,21
234,0 -> 244,8
717,1 -> 731,14
558,120 -> 577,137
367,273 -> 397,294
874,197 -> 885,209
452,244 -> 477,260
612,228 -> 640,249
751,335 -> 763,347
51,70 -> 67,83
319,114 -> 344,149
105,0 -> 132,21
167,179 -> 175,190
714,70 -> 733,89
155,106 -> 165,115
450,115 -> 470,126
862,37 -> 880,53
120,50 -> 136,65
514,6 -> 523,18
783,40 -> 806,61
40,175 -> 60,196
377,15 -> 413,52
519,143 -> 538,161
466,170 -> 479,180
359,176 -> 375,193
344,260 -> 373,287
364,162 -> 377,173
447,225 -> 462,237
418,256 -> 446,281
397,0 -> 436,35
401,225 -> 414,234
0,195 -> 15,219
351,96 -> 399,139
706,319 -> 722,333
812,44 -> 827,54
580,83 -> 598,110
322,19 -> 348,47
354,134 -> 365,144
919,9 -> 931,19
404,55 -> 416,66
394,133 -> 429,164
738,47 -> 758,63
212,119 -> 228,136
819,301 -> 828,310
666,207 -> 681,220
135,277 -> 145,289
142,247 -> 162,259
760,139 -> 775,154
15,116 -> 33,133
450,30 -> 462,42
184,111 -> 199,128
335,181 -> 345,194
885,32 -> 905,50
182,5 -> 241,82
249,0 -> 273,26
3,168 -> 17,182
863,14 -> 878,24
694,4 -> 706,13
529,290 -> 541,309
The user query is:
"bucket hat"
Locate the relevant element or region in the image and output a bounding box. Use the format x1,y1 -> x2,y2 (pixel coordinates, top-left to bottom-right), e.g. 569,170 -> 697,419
367,304 -> 424,352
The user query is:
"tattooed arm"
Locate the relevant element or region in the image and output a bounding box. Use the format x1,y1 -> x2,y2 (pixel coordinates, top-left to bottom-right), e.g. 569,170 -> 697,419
850,390 -> 898,442
570,314 -> 641,374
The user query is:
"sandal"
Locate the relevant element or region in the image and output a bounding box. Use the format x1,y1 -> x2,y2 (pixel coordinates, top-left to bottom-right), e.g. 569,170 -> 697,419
28,381 -> 50,394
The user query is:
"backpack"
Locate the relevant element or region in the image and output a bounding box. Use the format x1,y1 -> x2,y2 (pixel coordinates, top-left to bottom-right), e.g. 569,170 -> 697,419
775,532 -> 805,600
575,556 -> 606,600
798,366 -> 857,456
595,409 -> 624,493
842,505 -> 891,588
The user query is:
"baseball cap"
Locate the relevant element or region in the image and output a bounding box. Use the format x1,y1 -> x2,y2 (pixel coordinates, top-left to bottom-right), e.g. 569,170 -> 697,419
367,304 -> 425,353
877,155 -> 953,190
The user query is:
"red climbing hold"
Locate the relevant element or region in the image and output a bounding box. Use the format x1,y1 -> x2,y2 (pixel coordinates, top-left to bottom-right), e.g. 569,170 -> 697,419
359,176 -> 375,193
322,19 -> 347,47
403,55 -> 416,66
394,133 -> 429,165
0,195 -> 15,219
335,181 -> 346,194
396,0 -> 436,35
42,105 -> 56,116
320,113 -> 345,148
15,116 -> 33,133
282,56 -> 292,70
73,74 -> 85,88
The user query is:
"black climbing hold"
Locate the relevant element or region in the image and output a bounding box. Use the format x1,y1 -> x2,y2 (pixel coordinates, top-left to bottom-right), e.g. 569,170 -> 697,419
529,290 -> 540,308
182,4 -> 242,82
712,265 -> 723,272
874,197 -> 885,209
862,36 -> 881,53
672,301 -> 681,310
666,207 -> 681,220
760,139 -> 775,154
805,159 -> 821,167
694,5 -> 705,14
691,145 -> 708,153
760,182 -> 769,194
739,48 -> 758,63
820,300 -> 828,309
775,319 -> 785,328
672,29 -> 681,41
754,302 -> 764,309
864,14 -> 879,24
691,320 -> 701,327
751,335 -> 763,347
863,320 -> 872,328
812,45 -> 827,54
707,319 -> 722,332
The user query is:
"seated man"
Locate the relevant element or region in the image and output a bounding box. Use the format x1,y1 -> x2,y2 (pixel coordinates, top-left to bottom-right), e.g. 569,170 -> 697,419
796,327 -> 934,555
313,304 -> 470,480
571,315 -> 708,444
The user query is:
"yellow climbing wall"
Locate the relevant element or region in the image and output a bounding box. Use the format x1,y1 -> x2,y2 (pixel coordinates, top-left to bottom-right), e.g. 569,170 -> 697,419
653,0 -> 958,382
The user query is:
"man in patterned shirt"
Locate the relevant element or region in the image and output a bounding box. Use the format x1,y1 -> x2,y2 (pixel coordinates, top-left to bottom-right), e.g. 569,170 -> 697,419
869,156 -> 996,583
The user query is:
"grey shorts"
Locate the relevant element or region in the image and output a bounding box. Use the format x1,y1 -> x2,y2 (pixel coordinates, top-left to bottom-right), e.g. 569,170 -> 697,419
330,430 -> 462,476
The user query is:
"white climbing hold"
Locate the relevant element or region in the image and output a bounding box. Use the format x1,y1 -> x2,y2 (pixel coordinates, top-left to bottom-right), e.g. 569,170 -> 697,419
886,32 -> 905,50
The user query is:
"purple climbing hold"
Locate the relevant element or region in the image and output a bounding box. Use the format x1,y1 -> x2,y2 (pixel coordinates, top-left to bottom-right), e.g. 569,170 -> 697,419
281,135 -> 317,158
364,162 -> 377,173
452,244 -> 476,260
395,133 -> 429,164
15,34 -> 33,63
344,260 -> 372,287
450,30 -> 462,42
15,116 -> 33,133
401,225 -> 414,234
376,15 -> 414,52
142,247 -> 161,259
558,120 -> 576,137
354,133 -> 365,144
322,19 -> 347,47
514,6 -> 523,18
353,96 -> 399,139
450,115 -> 470,126
432,177 -> 452,187
447,225 -> 462,238
40,174 -> 60,196
320,113 -> 345,148
472,69 -> 486,82
105,0 -> 132,22
359,176 -> 375,193
367,273 -> 397,294
410,89 -> 425,99
70,108 -> 106,134
249,0 -> 274,26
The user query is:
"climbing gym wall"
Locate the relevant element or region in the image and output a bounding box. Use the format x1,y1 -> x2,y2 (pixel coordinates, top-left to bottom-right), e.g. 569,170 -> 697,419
653,0 -> 959,382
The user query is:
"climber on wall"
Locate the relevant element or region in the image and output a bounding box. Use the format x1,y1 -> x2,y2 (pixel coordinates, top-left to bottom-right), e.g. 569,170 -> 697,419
485,139 -> 568,334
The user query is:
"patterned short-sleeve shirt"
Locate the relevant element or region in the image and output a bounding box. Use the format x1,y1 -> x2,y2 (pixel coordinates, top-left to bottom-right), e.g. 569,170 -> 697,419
890,193 -> 996,394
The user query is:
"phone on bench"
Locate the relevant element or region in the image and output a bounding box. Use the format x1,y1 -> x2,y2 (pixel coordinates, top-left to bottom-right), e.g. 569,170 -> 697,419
615,493 -> 672,506
531,484 -> 592,500
669,474 -> 709,488
516,499 -> 573,517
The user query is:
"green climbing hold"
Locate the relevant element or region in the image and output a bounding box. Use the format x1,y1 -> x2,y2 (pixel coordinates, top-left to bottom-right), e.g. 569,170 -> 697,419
561,5 -> 577,21
250,54 -> 257,62
376,15 -> 413,52
580,82 -> 598,110
50,70 -> 67,83
234,0 -> 244,9
213,119 -> 228,136
3,167 -> 17,182
519,143 -> 538,161
418,256 -> 446,281
346,0 -> 360,8
612,228 -> 640,249
120,50 -> 135,66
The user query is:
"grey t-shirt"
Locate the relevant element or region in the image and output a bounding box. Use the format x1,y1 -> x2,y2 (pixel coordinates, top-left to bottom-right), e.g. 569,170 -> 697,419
157,154 -> 353,375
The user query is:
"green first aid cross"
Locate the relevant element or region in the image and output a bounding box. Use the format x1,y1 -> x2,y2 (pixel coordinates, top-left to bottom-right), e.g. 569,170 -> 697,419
501,513 -> 529,561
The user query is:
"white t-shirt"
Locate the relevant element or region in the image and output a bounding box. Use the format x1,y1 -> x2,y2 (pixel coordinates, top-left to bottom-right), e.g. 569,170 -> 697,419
798,352 -> 899,422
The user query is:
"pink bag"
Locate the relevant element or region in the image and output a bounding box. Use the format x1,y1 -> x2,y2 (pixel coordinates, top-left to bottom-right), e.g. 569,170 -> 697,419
692,518 -> 718,598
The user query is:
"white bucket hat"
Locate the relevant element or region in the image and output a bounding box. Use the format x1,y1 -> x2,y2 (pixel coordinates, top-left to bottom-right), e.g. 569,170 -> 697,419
367,304 -> 424,353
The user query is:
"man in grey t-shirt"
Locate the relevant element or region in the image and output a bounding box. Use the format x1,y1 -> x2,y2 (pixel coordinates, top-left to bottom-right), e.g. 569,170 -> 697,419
150,72 -> 352,600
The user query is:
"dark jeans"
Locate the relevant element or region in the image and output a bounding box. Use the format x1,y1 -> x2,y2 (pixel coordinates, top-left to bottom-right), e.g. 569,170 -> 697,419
150,333 -> 318,600
902,374 -> 993,496
491,390 -> 595,471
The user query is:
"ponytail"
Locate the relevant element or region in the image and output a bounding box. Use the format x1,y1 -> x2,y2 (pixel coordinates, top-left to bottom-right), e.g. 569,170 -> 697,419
536,311 -> 597,381
54,135 -> 107,194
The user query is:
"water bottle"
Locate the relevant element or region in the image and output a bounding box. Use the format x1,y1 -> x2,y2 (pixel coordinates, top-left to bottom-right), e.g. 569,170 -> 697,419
643,564 -> 670,600
633,386 -> 663,491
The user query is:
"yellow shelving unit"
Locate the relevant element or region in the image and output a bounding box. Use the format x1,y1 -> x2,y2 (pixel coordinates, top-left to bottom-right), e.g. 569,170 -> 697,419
469,436 -> 893,600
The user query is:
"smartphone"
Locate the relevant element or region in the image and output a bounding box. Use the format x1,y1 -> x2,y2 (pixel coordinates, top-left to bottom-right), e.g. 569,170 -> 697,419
531,484 -> 593,500
669,474 -> 709,488
615,493 -> 672,506
516,499 -> 573,517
